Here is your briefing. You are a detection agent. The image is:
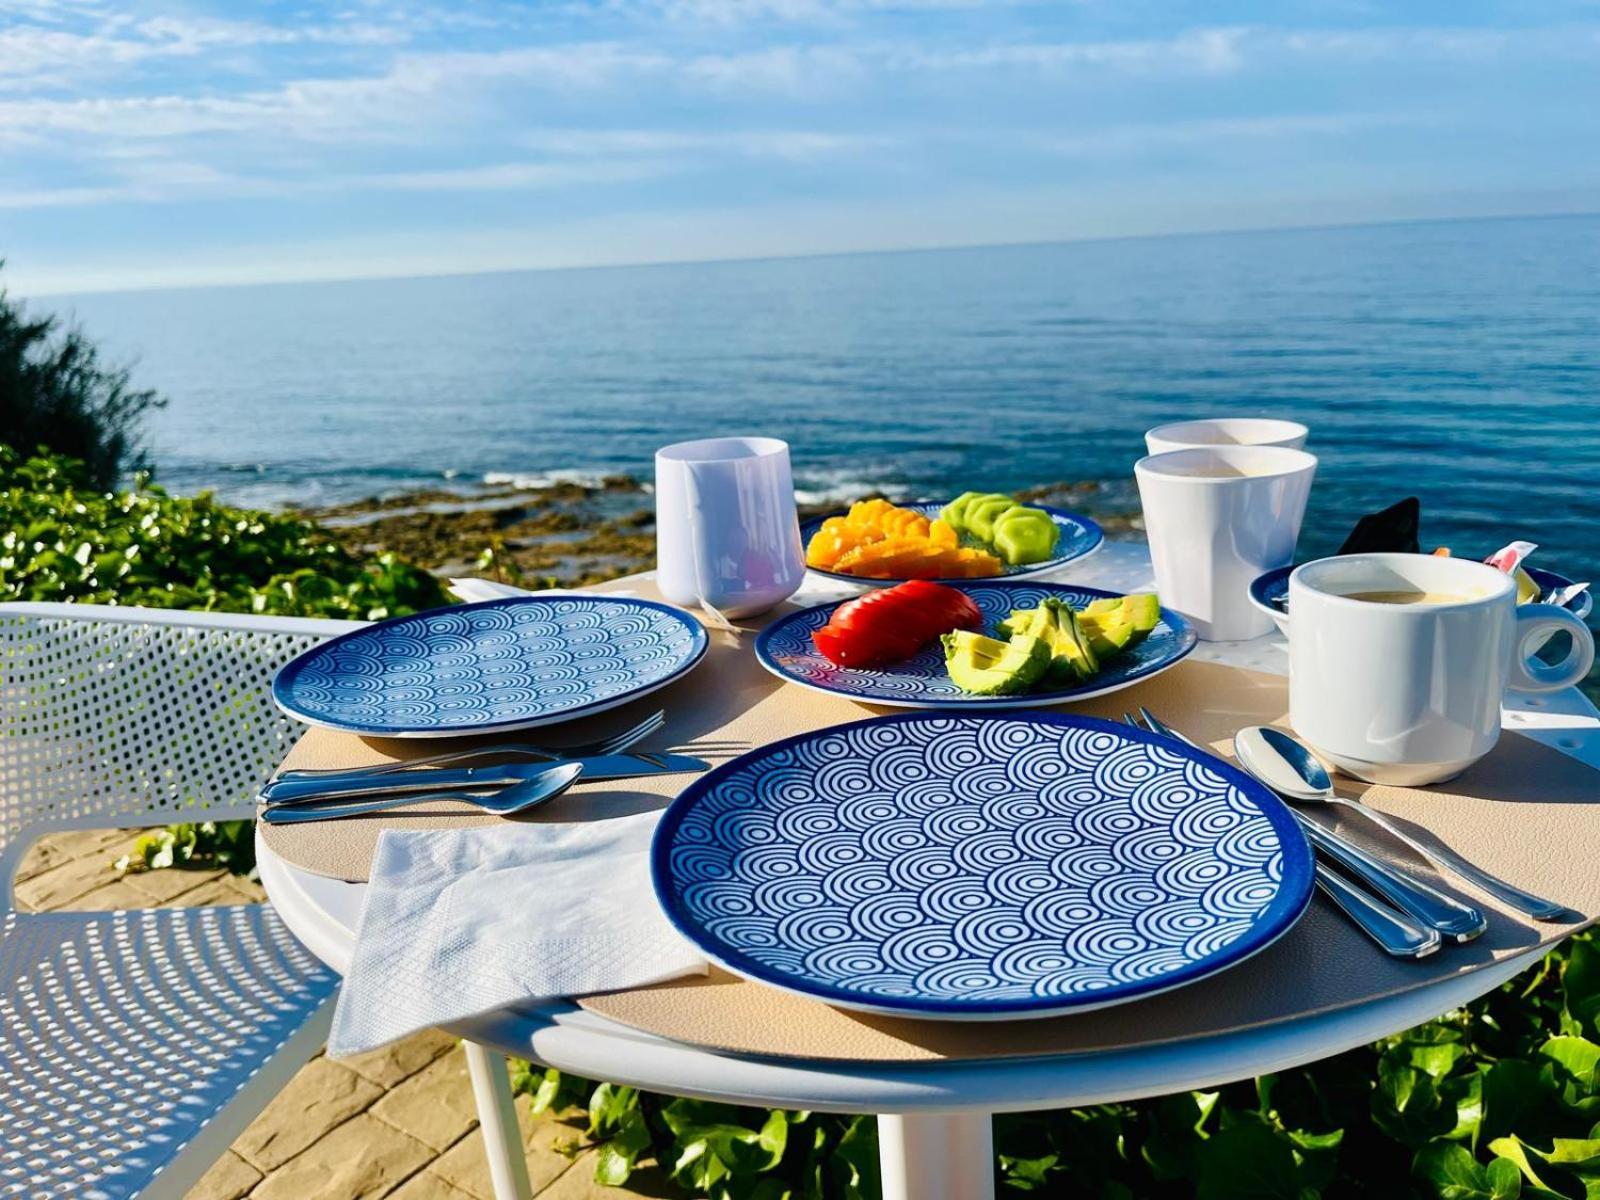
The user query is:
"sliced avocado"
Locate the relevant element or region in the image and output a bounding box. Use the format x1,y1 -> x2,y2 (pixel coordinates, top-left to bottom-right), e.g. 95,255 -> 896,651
1042,599 -> 1098,683
1120,593 -> 1161,634
1079,594 -> 1161,646
995,606 -> 1037,640
1078,611 -> 1136,660
942,629 -> 1051,696
966,496 -> 1016,542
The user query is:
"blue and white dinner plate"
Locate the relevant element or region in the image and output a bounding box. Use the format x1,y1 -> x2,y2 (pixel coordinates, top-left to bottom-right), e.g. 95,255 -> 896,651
755,583 -> 1196,709
272,596 -> 709,737
800,502 -> 1102,587
1250,562 -> 1592,636
652,713 -> 1313,1020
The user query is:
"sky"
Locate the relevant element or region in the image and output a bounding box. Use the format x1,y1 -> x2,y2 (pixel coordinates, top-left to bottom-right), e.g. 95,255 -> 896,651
2,1 -> 1599,296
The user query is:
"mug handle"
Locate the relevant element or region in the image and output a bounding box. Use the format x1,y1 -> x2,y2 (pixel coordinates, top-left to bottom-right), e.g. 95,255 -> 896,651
1506,603 -> 1596,693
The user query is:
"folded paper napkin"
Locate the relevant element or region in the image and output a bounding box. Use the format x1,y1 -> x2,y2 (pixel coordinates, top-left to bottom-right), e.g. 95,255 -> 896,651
448,577 -> 639,604
328,811 -> 707,1056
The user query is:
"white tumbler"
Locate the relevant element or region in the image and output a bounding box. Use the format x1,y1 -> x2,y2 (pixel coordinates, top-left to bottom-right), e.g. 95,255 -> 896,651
655,437 -> 806,620
1135,445 -> 1317,641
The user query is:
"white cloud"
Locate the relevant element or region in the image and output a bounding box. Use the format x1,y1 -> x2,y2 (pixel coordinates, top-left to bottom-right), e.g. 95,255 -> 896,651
1041,112 -> 1439,156
517,126 -> 885,158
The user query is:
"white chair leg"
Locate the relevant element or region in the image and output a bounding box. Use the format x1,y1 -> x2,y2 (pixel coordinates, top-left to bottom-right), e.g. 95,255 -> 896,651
463,1041 -> 534,1200
877,1111 -> 995,1200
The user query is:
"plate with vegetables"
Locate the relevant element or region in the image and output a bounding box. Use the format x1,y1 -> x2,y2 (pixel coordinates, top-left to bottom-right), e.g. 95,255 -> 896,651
755,579 -> 1196,708
801,494 -> 1102,586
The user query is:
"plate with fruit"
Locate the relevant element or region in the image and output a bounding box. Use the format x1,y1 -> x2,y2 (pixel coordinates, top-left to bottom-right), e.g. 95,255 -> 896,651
755,579 -> 1196,708
801,495 -> 1102,586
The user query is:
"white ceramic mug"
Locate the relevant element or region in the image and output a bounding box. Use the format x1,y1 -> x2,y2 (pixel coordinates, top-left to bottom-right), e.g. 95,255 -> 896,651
1145,417 -> 1308,457
655,437 -> 805,619
1288,553 -> 1595,786
1134,445 -> 1317,641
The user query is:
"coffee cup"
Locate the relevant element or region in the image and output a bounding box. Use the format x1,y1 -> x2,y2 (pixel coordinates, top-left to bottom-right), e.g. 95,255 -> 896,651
1288,552 -> 1595,785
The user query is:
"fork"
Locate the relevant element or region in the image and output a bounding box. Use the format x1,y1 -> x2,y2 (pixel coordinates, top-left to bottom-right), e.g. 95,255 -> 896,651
273,708 -> 666,783
1123,709 -> 1443,958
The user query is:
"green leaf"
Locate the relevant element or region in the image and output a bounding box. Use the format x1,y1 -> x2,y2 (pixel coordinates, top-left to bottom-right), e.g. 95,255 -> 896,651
593,1107 -> 652,1187
1544,1038 -> 1600,1096
1375,1057 -> 1457,1148
1482,1060 -> 1558,1150
1413,1142 -> 1520,1199
1566,941 -> 1600,1041
1196,1116 -> 1313,1200
999,1154 -> 1058,1190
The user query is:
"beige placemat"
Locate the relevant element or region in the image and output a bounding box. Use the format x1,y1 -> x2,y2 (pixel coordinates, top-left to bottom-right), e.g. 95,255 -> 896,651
259,579 -> 1600,1064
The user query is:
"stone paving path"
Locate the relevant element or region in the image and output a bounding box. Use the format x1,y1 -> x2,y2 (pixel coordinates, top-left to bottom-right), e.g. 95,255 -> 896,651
16,829 -> 676,1200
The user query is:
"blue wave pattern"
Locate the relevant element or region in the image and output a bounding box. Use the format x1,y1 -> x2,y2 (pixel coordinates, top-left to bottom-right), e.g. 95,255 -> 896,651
756,584 -> 1194,706
799,503 -> 1102,586
275,597 -> 704,733
656,716 -> 1300,1016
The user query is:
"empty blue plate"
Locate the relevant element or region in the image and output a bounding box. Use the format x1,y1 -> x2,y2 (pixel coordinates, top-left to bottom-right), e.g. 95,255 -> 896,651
652,712 -> 1312,1020
273,596 -> 708,737
755,583 -> 1196,709
800,502 -> 1102,586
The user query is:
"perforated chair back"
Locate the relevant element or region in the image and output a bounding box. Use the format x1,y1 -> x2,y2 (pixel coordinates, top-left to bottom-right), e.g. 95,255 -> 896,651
0,602 -> 359,1198
0,603 -> 359,900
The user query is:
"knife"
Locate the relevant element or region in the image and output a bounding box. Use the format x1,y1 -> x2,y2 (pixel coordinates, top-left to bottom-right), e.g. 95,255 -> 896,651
258,753 -> 709,806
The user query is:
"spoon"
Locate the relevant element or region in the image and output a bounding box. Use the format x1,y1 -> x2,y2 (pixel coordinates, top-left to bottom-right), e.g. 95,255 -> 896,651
259,762 -> 584,825
1234,726 -> 1568,922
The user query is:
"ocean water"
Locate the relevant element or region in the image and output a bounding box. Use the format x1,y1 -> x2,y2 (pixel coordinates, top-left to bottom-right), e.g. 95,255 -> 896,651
52,214 -> 1600,584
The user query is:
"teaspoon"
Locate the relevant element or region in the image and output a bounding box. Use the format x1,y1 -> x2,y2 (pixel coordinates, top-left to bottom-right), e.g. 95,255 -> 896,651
1234,726 -> 1567,922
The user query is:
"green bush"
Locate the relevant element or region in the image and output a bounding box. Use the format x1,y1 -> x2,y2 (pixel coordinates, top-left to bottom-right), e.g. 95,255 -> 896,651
0,275 -> 164,488
511,932 -> 1600,1198
0,446 -> 447,619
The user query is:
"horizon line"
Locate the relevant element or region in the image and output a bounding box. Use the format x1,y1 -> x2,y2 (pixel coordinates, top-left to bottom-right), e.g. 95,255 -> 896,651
20,207 -> 1600,303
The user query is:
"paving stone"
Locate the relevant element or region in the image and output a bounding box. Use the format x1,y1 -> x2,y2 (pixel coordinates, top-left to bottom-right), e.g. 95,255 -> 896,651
14,852 -> 130,912
12,835 -> 77,882
223,874 -> 268,902
123,865 -> 227,904
234,1057 -> 384,1172
249,1114 -> 431,1200
429,1097 -> 585,1199
164,875 -> 259,908
371,1049 -> 480,1151
343,1029 -> 458,1088
37,827 -> 142,861
184,1150 -> 261,1200
385,1171 -> 481,1200
69,878 -> 161,912
536,1151 -> 677,1199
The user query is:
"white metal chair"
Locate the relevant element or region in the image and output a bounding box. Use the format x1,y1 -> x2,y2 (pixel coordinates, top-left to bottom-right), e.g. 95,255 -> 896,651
0,602 -> 354,1199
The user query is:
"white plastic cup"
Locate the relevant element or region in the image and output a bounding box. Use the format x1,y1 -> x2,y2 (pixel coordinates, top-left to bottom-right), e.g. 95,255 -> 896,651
1289,553 -> 1595,785
1135,445 -> 1318,642
655,437 -> 805,619
1144,417 -> 1308,457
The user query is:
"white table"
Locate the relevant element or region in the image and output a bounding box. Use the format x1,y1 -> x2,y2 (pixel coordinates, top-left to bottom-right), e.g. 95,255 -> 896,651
257,542 -> 1600,1200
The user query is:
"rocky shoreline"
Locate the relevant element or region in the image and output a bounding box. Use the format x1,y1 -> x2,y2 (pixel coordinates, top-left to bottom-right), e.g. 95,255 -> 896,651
300,477 -> 1144,588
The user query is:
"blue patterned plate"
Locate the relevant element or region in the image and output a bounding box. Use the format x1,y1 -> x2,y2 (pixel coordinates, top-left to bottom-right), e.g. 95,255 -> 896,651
1250,562 -> 1593,636
652,713 -> 1313,1020
755,583 -> 1196,709
272,596 -> 709,737
801,502 -> 1102,587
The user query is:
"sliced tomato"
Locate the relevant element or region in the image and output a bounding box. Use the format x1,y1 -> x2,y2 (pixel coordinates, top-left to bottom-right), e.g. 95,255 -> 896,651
810,580 -> 982,667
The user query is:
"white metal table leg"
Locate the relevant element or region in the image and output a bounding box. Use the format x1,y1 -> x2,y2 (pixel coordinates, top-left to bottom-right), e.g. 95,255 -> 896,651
877,1111 -> 995,1200
463,1040 -> 534,1200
